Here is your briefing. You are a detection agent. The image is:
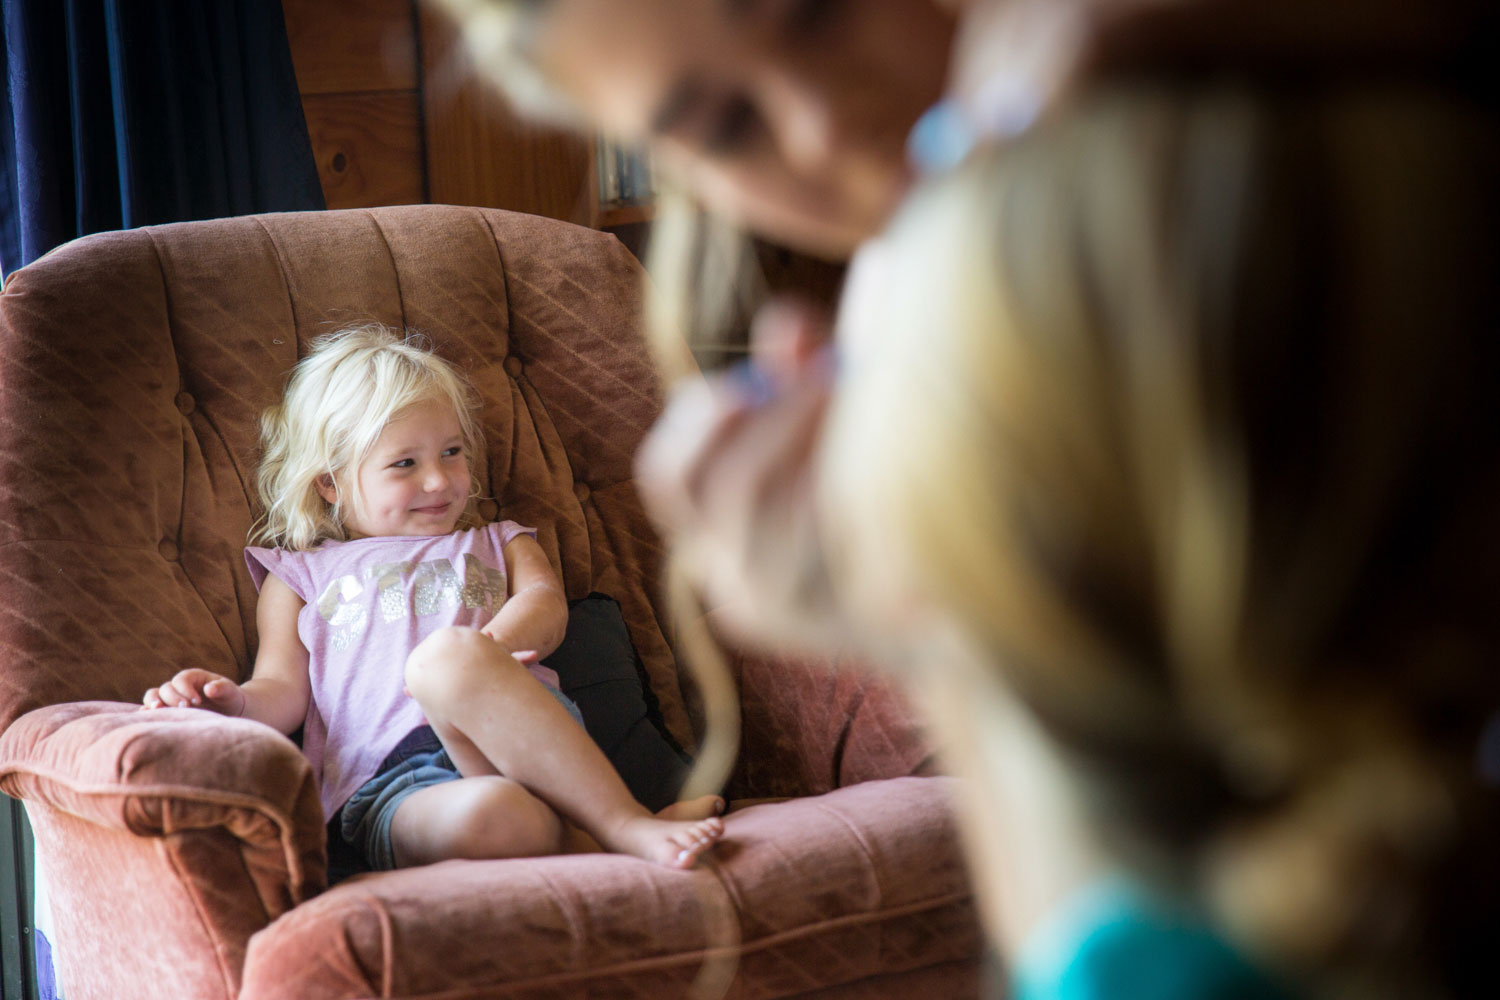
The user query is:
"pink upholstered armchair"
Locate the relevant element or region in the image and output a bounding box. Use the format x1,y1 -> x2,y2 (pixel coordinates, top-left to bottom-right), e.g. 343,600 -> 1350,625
0,206 -> 980,999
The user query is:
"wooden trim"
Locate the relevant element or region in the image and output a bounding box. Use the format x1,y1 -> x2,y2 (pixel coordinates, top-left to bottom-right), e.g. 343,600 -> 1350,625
282,0 -> 419,95
597,203 -> 655,229
416,0 -> 592,223
302,91 -> 426,210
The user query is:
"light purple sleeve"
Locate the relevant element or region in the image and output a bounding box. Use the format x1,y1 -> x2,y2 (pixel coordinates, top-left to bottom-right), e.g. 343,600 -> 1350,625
244,546 -> 314,603
489,520 -> 538,570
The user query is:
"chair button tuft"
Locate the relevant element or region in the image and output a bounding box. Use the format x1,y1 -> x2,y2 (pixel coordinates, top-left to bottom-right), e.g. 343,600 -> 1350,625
478,499 -> 500,521
503,356 -> 524,378
574,481 -> 591,503
175,392 -> 196,416
158,538 -> 179,561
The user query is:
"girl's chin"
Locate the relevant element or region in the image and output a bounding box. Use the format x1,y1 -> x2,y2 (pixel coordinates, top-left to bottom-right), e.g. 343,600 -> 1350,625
347,517 -> 461,539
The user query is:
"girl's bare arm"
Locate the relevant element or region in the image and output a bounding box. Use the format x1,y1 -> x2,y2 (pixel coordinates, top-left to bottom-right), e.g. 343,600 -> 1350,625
238,573 -> 315,734
481,534 -> 568,661
143,574 -> 312,733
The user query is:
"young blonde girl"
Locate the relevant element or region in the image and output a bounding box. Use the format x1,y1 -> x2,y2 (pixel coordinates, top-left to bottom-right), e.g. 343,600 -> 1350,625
144,325 -> 723,871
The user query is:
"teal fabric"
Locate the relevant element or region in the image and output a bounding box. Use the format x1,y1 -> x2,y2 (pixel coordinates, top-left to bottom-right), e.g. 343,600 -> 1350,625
1013,879 -> 1295,1000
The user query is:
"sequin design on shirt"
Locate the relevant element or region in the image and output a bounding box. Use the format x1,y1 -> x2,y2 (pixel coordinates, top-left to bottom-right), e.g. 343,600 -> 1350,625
316,575 -> 369,651
315,554 -> 508,650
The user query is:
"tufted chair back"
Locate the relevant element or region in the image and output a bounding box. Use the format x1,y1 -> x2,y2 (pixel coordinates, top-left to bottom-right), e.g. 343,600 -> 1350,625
0,206 -> 693,747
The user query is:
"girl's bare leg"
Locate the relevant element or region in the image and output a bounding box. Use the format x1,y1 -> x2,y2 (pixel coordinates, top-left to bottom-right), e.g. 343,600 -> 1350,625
405,627 -> 724,868
389,775 -> 562,867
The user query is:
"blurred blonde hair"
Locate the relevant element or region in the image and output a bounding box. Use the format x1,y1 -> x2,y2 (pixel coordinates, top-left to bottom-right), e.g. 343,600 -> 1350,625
426,0 -> 767,379
822,83 -> 1500,995
424,0 -> 579,124
253,324 -> 485,551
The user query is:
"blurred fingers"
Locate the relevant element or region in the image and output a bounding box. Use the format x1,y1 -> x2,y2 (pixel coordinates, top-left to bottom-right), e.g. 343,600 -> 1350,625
749,296 -> 833,382
696,378 -> 829,530
635,377 -> 755,533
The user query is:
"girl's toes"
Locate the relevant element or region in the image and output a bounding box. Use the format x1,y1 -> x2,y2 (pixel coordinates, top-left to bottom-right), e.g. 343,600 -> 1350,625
673,839 -> 709,868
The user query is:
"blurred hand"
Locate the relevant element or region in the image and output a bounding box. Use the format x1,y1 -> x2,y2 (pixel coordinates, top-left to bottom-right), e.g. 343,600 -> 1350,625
636,297 -> 849,655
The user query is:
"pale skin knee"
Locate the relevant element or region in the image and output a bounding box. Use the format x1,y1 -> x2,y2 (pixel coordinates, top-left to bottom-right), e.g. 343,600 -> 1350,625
404,625 -> 526,713
390,776 -> 563,866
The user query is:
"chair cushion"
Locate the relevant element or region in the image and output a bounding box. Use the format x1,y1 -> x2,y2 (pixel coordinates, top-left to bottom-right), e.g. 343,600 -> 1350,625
549,593 -> 690,812
241,777 -> 979,1000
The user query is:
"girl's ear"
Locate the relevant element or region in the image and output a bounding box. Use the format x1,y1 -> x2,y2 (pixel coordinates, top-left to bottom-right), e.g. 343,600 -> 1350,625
315,473 -> 339,505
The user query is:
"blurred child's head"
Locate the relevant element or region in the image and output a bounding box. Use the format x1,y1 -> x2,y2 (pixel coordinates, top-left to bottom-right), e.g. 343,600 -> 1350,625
431,0 -> 954,257
823,82 -> 1500,992
254,325 -> 485,549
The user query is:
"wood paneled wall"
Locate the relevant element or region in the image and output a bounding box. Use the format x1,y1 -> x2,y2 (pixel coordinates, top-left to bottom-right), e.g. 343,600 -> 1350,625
417,4 -> 593,224
281,0 -> 592,223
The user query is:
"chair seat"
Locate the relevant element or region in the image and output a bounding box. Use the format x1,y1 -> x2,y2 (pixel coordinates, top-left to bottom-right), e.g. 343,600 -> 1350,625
241,779 -> 978,999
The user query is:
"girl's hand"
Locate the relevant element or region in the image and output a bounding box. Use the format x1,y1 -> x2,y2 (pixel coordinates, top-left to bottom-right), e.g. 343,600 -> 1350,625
477,624 -> 540,665
142,669 -> 245,717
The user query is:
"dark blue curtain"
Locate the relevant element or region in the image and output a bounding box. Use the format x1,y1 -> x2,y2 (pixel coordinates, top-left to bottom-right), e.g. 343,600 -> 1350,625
1,0 -> 324,276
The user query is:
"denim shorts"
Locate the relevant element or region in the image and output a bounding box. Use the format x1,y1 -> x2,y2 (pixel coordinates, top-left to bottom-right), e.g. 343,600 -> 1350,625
336,686 -> 583,872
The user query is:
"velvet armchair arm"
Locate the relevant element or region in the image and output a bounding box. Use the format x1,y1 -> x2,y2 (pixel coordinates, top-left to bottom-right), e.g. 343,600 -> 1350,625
0,702 -> 326,1000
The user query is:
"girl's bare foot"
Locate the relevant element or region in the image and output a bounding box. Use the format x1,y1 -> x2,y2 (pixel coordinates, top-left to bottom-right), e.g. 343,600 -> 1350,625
657,794 -> 726,822
560,798 -> 724,858
599,814 -> 725,869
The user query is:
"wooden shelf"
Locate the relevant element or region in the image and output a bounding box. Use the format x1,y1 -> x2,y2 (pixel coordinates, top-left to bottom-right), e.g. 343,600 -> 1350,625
596,203 -> 654,228
287,0 -> 643,228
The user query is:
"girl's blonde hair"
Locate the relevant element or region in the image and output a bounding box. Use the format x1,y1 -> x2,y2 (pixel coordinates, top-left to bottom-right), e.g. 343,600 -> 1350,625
253,324 -> 485,550
822,83 -> 1500,995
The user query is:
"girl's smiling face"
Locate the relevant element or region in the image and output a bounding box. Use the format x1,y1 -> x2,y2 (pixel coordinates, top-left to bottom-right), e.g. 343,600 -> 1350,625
319,398 -> 471,539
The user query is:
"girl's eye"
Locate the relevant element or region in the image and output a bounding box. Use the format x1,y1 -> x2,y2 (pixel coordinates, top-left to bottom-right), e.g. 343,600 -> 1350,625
705,94 -> 761,155
784,0 -> 840,35
444,446 -> 464,458
390,458 -> 415,469
729,0 -> 841,38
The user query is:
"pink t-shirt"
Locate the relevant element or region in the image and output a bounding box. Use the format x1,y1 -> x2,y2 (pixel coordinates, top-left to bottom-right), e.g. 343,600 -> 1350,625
245,521 -> 555,820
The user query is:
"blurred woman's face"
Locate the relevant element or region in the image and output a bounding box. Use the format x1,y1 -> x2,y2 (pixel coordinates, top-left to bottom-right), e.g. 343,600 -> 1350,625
533,0 -> 956,257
